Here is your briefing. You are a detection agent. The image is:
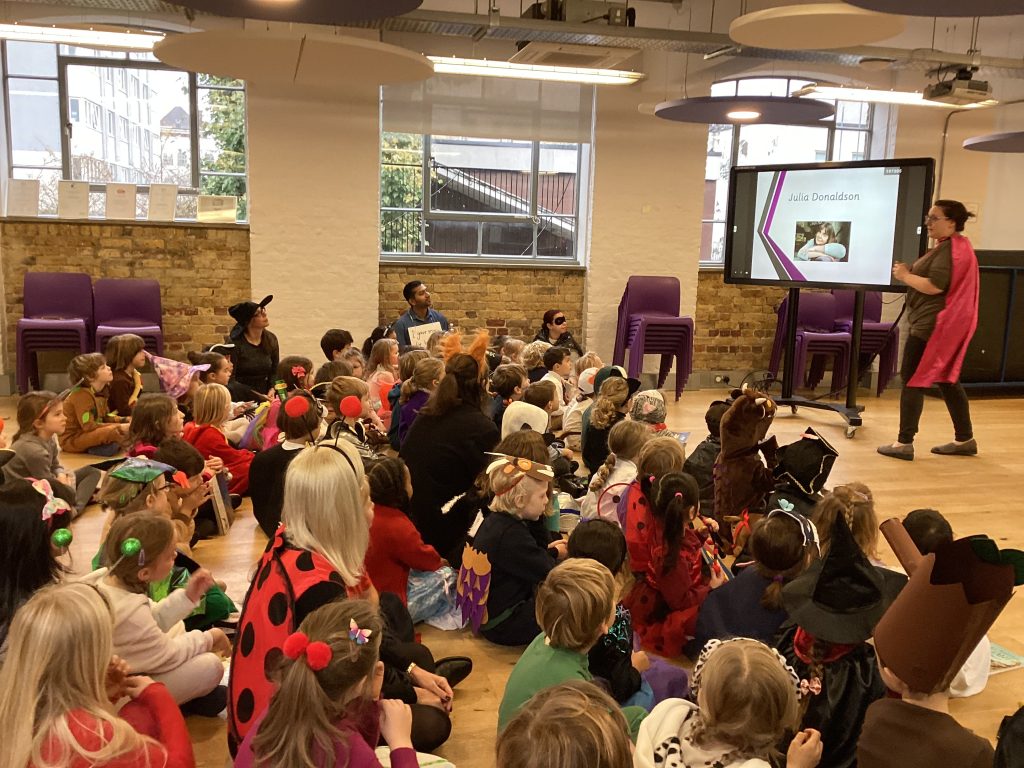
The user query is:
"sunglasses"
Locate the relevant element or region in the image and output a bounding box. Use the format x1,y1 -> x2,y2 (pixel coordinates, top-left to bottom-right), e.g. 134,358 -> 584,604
553,317 -> 567,326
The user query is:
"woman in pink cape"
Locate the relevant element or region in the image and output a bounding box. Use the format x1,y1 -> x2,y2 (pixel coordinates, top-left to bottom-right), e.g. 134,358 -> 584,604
878,199 -> 979,461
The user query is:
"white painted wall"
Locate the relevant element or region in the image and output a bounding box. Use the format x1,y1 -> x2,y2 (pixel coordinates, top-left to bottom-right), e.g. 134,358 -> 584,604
246,83 -> 381,363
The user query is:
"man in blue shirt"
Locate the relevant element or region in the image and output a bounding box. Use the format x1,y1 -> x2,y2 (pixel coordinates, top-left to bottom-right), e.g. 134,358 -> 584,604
392,279 -> 450,348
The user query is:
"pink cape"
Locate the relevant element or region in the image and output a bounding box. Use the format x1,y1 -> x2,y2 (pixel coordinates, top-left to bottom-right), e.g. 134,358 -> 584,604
907,234 -> 980,387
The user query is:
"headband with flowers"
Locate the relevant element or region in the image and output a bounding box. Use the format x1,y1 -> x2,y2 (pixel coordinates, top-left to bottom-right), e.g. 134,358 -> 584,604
691,637 -> 820,700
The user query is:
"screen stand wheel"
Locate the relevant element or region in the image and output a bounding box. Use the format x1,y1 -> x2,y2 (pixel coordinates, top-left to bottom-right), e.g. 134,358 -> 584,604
775,287 -> 866,436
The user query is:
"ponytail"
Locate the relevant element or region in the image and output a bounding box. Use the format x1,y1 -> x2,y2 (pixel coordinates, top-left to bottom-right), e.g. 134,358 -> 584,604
589,378 -> 629,430
399,358 -> 444,405
588,452 -> 618,494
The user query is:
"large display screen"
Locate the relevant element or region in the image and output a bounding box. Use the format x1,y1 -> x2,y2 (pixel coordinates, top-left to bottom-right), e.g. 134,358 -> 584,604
724,158 -> 934,290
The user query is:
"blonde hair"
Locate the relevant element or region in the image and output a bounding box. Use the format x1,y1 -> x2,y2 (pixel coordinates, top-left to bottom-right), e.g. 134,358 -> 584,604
326,375 -> 369,418
497,681 -> 632,768
535,559 -> 615,652
366,338 -> 398,378
192,382 -> 231,427
813,481 -> 878,560
501,338 -> 525,363
282,444 -> 369,587
399,357 -> 444,404
692,639 -> 800,762
575,352 -> 603,377
589,377 -> 630,430
252,600 -> 383,768
0,583 -> 155,768
488,466 -> 549,516
521,340 -> 551,369
589,419 -> 651,494
636,436 -> 687,480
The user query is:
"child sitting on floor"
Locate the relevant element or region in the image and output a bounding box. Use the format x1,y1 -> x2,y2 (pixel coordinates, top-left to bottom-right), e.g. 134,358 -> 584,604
322,376 -> 385,465
580,419 -> 650,523
397,356 -> 443,448
319,328 -> 354,362
235,599 -> 417,768
314,359 -> 353,386
683,400 -> 730,520
540,346 -> 574,423
497,558 -> 648,740
497,681 -> 634,768
490,363 -> 529,431
249,391 -> 322,537
567,520 -> 689,709
629,390 -> 669,433
521,340 -> 551,383
635,638 -> 823,768
582,369 -> 639,475
127,393 -> 186,457
4,390 -> 102,514
0,582 -> 195,768
60,353 -> 130,456
813,482 -> 883,564
561,366 -> 598,451
387,350 -> 430,450
84,512 -> 231,709
463,454 -> 565,647
501,338 -> 525,366
694,500 -> 818,654
623,472 -> 725,658
183,383 -> 254,495
106,333 -> 148,418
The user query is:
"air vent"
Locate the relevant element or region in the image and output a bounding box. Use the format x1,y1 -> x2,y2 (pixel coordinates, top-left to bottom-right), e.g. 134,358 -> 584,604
511,42 -> 637,70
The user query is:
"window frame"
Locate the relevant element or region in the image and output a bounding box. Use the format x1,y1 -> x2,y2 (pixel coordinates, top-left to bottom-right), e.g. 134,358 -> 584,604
1,42 -> 248,221
380,132 -> 589,267
700,76 -> 875,268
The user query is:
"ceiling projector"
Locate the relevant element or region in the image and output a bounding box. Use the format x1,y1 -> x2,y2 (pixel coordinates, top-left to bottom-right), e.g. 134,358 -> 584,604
923,71 -> 993,106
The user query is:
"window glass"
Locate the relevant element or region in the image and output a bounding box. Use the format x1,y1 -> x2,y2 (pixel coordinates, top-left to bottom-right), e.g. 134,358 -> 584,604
9,78 -> 61,167
6,41 -> 57,77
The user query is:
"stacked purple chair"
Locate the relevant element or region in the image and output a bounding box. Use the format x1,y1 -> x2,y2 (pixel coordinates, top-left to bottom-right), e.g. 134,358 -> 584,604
827,289 -> 899,396
17,272 -> 94,394
768,292 -> 851,393
93,278 -> 164,354
612,276 -> 694,401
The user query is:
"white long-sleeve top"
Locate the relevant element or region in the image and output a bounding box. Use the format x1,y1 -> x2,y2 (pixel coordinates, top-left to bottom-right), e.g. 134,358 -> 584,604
82,568 -> 214,675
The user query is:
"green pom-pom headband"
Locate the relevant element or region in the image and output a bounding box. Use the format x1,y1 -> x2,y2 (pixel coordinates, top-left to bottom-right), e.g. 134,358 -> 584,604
51,528 -> 73,549
110,537 -> 146,570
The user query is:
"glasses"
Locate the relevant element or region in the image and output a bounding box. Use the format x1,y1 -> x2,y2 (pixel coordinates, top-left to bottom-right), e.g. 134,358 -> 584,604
553,317 -> 567,326
924,215 -> 949,224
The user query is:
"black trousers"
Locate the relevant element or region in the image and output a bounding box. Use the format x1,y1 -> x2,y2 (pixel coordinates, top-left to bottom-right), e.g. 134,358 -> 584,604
898,334 -> 973,444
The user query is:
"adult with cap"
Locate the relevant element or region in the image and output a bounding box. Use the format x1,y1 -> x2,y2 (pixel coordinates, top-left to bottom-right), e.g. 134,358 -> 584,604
776,513 -> 906,768
581,366 -> 641,475
857,519 -> 1022,768
392,280 -> 450,349
226,294 -> 279,399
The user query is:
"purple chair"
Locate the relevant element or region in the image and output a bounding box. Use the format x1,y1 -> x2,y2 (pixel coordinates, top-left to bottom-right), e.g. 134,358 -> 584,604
612,276 -> 694,400
17,272 -> 94,394
769,293 -> 851,393
826,290 -> 899,396
93,278 -> 164,354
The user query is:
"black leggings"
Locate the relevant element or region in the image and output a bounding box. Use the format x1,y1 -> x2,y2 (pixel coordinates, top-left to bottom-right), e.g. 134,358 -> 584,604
898,334 -> 973,444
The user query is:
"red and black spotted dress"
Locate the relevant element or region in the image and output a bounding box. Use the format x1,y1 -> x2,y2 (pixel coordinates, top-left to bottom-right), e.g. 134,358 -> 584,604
620,482 -> 710,658
227,525 -> 371,753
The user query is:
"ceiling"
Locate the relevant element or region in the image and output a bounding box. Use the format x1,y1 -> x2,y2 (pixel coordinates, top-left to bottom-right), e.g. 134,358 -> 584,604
5,0 -> 1024,84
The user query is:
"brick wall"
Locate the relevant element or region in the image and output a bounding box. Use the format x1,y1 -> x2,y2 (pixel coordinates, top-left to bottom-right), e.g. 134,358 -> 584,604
1,219 -> 251,372
378,264 -> 587,345
693,272 -> 787,373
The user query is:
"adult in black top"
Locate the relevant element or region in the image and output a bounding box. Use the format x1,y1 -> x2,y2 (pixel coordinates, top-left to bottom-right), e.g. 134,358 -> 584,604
226,294 -> 280,399
533,308 -> 584,356
247,442 -> 302,538
400,352 -> 500,565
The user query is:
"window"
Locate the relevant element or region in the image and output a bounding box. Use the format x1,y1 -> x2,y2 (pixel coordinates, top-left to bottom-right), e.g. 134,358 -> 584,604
700,77 -> 875,265
380,134 -> 586,262
2,42 -> 248,221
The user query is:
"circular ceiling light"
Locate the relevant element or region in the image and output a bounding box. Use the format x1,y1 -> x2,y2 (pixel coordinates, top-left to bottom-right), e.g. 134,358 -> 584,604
167,0 -> 422,24
963,131 -> 1024,153
655,96 -> 834,125
729,3 -> 905,50
845,0 -> 1022,16
154,30 -> 433,99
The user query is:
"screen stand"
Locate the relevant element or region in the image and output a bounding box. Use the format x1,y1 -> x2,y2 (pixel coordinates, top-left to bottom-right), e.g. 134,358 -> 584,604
776,287 -> 865,438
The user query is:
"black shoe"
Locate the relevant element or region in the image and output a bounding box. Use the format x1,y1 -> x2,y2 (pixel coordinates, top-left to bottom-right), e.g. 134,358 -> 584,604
434,656 -> 473,688
180,685 -> 227,718
229,494 -> 243,510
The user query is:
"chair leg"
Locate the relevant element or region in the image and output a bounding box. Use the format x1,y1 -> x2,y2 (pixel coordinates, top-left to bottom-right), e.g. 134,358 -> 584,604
657,354 -> 672,390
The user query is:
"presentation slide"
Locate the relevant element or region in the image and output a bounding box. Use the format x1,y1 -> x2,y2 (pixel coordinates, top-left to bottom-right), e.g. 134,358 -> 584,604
745,166 -> 900,286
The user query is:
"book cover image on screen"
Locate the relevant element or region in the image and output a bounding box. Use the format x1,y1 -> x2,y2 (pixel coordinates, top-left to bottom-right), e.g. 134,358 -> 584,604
725,160 -> 933,291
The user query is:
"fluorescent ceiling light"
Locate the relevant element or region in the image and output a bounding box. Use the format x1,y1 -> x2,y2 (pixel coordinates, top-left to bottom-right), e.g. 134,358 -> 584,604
794,84 -> 998,109
0,23 -> 164,51
428,56 -> 643,85
727,110 -> 761,120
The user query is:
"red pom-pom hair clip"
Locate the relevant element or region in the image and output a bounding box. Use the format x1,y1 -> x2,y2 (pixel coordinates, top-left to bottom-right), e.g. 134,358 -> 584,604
283,631 -> 333,672
284,395 -> 311,418
339,395 -> 363,420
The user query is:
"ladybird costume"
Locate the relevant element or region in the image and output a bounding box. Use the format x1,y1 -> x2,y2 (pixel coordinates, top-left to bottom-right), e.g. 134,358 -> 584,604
621,482 -> 709,658
228,526 -> 371,753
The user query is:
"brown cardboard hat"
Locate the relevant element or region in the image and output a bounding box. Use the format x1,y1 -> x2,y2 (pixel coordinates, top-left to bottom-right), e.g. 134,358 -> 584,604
874,519 -> 1022,694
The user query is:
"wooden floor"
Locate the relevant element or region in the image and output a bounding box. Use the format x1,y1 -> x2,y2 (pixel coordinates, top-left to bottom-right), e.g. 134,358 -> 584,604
7,388 -> 1024,768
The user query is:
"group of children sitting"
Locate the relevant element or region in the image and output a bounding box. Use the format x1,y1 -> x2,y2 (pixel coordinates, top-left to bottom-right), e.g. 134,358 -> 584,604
0,319 -> 1018,768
